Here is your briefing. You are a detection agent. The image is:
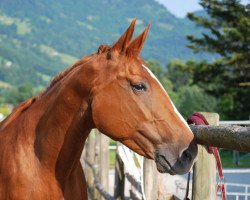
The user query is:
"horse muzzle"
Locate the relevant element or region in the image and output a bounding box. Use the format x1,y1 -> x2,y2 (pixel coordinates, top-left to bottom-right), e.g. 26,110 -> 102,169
154,140 -> 198,175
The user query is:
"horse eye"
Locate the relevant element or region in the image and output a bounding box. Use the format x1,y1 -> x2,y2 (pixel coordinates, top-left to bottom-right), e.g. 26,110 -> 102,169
131,83 -> 147,91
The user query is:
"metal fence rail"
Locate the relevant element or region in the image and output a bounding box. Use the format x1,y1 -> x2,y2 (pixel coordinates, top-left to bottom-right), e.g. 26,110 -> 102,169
225,183 -> 250,200
219,121 -> 250,125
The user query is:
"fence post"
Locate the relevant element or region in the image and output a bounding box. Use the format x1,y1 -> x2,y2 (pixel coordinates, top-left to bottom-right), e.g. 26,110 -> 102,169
98,130 -> 110,200
143,159 -> 158,200
114,143 -> 125,200
85,129 -> 96,198
192,112 -> 218,200
94,130 -> 101,200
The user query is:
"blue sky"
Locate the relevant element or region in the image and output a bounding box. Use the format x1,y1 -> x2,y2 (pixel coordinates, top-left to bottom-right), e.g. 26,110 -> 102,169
155,0 -> 249,18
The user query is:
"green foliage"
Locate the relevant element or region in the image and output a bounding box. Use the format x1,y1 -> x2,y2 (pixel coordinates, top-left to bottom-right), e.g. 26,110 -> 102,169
220,150 -> 250,168
166,59 -> 194,91
147,59 -> 174,92
147,58 -> 218,118
0,0 -> 209,91
186,0 -> 250,119
175,85 -> 218,118
4,82 -> 36,105
1,0 -> 244,120
0,104 -> 12,116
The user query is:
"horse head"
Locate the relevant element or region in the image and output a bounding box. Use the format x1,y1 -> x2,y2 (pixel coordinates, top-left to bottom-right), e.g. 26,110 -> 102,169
91,19 -> 197,175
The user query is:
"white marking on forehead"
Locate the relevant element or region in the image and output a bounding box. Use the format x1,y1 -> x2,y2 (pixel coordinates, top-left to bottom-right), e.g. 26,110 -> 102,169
142,64 -> 166,92
142,64 -> 191,131
170,100 -> 191,130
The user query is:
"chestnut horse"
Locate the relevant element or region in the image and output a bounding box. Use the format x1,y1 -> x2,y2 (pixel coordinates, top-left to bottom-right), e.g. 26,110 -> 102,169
0,19 -> 197,200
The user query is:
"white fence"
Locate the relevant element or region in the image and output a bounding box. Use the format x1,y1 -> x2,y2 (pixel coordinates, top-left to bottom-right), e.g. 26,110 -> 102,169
223,183 -> 250,200
175,171 -> 250,200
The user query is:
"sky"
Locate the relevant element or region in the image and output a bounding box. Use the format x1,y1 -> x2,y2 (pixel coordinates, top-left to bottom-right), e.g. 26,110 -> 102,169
155,0 -> 250,18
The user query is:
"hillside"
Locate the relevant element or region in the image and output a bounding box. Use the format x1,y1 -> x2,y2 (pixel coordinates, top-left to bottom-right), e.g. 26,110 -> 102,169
0,0 -> 203,87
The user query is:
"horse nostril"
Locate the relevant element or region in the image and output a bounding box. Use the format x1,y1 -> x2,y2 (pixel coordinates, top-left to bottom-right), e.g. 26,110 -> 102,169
180,140 -> 198,163
180,148 -> 194,163
183,149 -> 192,162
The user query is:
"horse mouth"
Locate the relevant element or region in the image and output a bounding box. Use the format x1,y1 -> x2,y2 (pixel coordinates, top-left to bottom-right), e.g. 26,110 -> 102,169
154,154 -> 176,175
154,152 -> 194,175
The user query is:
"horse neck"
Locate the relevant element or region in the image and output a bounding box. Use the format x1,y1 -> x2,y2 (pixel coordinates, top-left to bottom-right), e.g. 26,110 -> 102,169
34,62 -> 96,181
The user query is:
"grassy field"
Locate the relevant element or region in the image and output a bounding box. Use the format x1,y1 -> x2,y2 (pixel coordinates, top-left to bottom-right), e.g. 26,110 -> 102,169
0,104 -> 12,116
220,149 -> 250,168
109,150 -> 116,168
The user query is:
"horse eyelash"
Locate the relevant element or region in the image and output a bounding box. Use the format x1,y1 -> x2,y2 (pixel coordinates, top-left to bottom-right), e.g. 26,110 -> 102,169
131,83 -> 147,92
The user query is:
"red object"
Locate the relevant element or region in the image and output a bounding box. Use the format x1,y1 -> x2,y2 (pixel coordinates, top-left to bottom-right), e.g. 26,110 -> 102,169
187,112 -> 226,200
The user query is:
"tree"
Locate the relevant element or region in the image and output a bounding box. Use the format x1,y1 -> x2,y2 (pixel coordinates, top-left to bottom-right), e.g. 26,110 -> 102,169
176,85 -> 218,118
186,0 -> 250,119
146,59 -> 174,92
165,59 -> 218,118
166,59 -> 194,91
5,82 -> 35,105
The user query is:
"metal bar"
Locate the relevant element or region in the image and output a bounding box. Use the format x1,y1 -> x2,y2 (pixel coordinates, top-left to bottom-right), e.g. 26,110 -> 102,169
225,183 -> 250,187
219,121 -> 250,125
245,186 -> 247,200
223,169 -> 250,173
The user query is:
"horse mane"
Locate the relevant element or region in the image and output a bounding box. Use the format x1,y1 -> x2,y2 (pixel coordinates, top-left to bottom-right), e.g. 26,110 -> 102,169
46,54 -> 94,91
0,97 -> 37,130
0,54 -> 95,130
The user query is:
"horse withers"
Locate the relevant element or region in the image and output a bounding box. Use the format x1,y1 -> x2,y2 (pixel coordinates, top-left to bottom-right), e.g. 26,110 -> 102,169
0,19 -> 197,199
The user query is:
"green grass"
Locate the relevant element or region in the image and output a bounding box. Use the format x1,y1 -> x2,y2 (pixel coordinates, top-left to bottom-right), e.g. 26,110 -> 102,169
0,81 -> 12,89
109,140 -> 117,146
108,139 -> 142,169
109,149 -> 116,168
220,150 -> 250,168
157,22 -> 173,31
16,21 -> 32,35
0,13 -> 32,35
109,139 -> 117,168
0,104 -> 12,116
0,13 -> 15,25
40,45 -> 78,66
36,72 -> 52,83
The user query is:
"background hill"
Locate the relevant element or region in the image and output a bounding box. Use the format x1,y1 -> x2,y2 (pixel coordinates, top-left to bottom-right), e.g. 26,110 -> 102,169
0,0 -> 203,87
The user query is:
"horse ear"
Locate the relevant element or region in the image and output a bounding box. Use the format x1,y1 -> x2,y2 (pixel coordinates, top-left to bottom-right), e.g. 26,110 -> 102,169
112,19 -> 136,53
127,23 -> 150,55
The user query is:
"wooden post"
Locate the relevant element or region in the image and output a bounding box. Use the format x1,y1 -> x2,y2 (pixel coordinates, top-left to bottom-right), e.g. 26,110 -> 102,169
192,112 -> 218,200
94,130 -> 101,200
143,159 -> 171,200
114,143 -> 125,200
85,129 -> 96,198
98,130 -> 110,200
143,159 -> 158,200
